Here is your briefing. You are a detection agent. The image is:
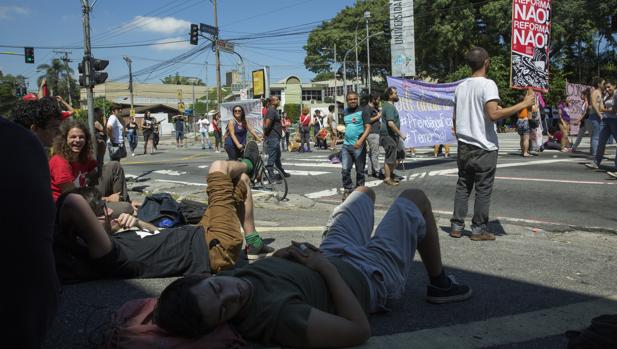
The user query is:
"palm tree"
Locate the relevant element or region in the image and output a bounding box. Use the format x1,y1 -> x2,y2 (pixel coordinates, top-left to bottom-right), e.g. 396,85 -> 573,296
37,58 -> 73,99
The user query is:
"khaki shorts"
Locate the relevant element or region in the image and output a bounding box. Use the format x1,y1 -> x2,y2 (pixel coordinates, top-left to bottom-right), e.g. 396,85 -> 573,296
200,172 -> 247,273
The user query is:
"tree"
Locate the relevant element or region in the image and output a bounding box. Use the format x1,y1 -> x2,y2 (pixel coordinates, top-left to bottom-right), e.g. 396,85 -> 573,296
161,73 -> 205,85
36,58 -> 79,106
0,73 -> 26,116
312,72 -> 335,82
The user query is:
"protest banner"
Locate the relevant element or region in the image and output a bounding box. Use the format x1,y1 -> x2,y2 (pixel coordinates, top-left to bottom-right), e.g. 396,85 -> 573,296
565,82 -> 592,135
220,99 -> 263,138
510,0 -> 552,92
387,77 -> 459,148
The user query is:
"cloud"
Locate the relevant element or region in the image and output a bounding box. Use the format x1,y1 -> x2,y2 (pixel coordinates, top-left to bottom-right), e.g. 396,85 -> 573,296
152,37 -> 191,51
0,5 -> 29,19
130,16 -> 190,34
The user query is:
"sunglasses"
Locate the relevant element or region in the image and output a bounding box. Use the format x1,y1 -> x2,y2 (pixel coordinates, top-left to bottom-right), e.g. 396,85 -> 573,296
233,109 -> 242,113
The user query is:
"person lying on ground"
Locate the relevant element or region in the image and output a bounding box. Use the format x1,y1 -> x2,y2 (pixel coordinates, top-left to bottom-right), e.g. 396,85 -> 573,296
54,187 -> 210,283
155,186 -> 472,348
49,120 -> 135,216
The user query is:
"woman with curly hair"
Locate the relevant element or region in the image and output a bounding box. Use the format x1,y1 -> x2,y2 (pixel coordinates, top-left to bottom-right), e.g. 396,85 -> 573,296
49,121 -> 133,215
224,105 -> 260,160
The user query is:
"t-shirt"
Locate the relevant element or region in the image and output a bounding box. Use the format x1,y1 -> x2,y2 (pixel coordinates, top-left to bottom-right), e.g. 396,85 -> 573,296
264,106 -> 282,140
197,118 -> 210,133
380,101 -> 400,139
142,117 -> 154,133
454,77 -> 501,151
367,105 -> 381,134
1,118 -> 58,349
604,94 -> 617,119
106,114 -> 124,144
559,104 -> 571,122
175,117 -> 184,132
300,113 -> 311,127
48,155 -> 97,202
343,106 -> 370,145
518,108 -> 529,120
220,256 -> 370,347
212,119 -> 220,132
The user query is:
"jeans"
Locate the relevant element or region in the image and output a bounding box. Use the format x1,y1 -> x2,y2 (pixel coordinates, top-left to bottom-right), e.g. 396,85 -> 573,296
589,115 -> 602,157
367,133 -> 381,174
281,131 -> 290,151
200,131 -> 212,149
340,144 -> 367,191
300,126 -> 311,152
127,130 -> 138,152
572,120 -> 592,151
451,142 -> 498,233
594,118 -> 617,168
266,136 -> 284,173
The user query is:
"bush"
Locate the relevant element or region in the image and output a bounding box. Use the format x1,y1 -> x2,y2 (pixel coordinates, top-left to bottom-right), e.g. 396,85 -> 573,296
284,103 -> 301,123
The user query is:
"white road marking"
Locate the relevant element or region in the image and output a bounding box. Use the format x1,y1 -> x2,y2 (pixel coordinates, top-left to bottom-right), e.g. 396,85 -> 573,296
153,169 -> 187,176
444,174 -> 617,185
197,165 -> 208,168
360,295 -> 617,348
154,179 -> 207,187
282,162 -> 341,168
285,170 -> 330,176
258,226 -> 326,232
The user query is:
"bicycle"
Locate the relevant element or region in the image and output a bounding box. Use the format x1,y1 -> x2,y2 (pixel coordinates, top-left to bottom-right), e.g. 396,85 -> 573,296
246,140 -> 288,201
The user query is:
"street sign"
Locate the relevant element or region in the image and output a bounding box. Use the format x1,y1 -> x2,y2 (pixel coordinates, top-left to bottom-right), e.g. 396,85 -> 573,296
178,101 -> 185,113
184,109 -> 192,116
130,108 -> 135,117
216,40 -> 235,53
200,23 -> 218,36
176,89 -> 183,100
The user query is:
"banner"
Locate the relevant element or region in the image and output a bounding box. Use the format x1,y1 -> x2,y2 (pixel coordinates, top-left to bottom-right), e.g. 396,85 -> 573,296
220,99 -> 263,138
389,0 -> 416,77
387,77 -> 460,148
565,82 -> 592,135
252,69 -> 265,97
510,0 -> 552,92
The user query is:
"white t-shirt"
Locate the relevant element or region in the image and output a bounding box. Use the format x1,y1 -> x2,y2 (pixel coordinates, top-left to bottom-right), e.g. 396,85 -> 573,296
454,77 -> 501,151
106,114 -> 124,144
197,118 -> 210,132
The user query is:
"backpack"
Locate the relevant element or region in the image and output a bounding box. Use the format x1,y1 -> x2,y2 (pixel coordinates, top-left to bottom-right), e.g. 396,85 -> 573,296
566,314 -> 617,349
137,193 -> 185,228
99,297 -> 246,349
178,199 -> 208,225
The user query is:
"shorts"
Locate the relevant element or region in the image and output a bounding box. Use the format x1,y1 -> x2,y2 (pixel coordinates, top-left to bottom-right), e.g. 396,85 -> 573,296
143,130 -> 152,143
176,131 -> 184,140
200,172 -> 247,272
517,119 -> 530,135
381,136 -> 398,165
397,138 -> 406,161
320,191 -> 426,312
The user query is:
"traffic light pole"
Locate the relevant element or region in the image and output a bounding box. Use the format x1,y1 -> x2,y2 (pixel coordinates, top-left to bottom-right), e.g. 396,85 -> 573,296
81,0 -> 96,141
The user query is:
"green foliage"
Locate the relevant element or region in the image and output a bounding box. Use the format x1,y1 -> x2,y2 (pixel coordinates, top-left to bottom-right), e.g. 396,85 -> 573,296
0,73 -> 25,116
161,73 -> 205,85
312,72 -> 335,82
72,109 -> 87,122
37,58 -> 79,106
283,103 -> 301,122
94,97 -> 113,115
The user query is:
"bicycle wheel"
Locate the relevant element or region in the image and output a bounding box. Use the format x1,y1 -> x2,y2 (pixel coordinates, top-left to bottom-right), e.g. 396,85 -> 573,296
259,166 -> 288,201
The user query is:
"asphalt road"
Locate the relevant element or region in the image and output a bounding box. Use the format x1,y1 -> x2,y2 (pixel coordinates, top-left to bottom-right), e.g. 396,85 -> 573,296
44,133 -> 617,348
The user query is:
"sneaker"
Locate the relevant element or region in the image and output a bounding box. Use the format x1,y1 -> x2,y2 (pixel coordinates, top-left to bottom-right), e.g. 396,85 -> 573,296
131,152 -> 135,157
607,171 -> 617,179
244,141 -> 262,170
426,275 -> 472,304
585,162 -> 599,169
449,229 -> 462,238
281,171 -> 291,178
469,230 -> 496,241
245,243 -> 275,260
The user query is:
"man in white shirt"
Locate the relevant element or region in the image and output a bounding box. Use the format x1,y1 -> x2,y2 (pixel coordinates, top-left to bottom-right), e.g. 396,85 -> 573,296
106,106 -> 125,161
197,115 -> 212,150
450,47 -> 535,241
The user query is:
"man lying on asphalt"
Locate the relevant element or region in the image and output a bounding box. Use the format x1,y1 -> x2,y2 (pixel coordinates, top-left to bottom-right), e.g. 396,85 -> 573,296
155,186 -> 472,348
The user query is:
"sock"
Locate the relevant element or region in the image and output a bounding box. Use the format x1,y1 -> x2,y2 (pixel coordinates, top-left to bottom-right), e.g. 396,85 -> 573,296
245,232 -> 263,249
240,158 -> 253,175
429,270 -> 451,289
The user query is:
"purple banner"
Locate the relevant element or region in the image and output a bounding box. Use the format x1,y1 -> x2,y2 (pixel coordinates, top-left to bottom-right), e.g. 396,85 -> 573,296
387,77 -> 461,148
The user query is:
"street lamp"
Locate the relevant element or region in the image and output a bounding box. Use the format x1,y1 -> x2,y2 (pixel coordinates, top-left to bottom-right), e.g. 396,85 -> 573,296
364,11 -> 371,94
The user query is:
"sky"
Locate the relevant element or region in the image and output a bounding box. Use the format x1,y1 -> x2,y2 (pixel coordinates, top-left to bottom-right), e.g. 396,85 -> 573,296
0,0 -> 357,90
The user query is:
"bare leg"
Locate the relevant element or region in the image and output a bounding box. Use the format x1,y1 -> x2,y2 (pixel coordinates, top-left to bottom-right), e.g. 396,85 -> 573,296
209,159 -> 247,179
398,189 -> 443,278
58,194 -> 112,259
383,163 -> 393,181
235,173 -> 256,234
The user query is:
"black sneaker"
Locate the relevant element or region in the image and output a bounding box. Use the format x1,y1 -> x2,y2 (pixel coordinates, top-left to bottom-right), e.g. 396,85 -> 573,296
281,170 -> 291,178
244,141 -> 261,174
426,275 -> 472,304
245,243 -> 275,260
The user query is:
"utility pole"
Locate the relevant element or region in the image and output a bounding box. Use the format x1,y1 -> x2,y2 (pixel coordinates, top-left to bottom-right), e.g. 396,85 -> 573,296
213,0 -> 222,111
364,11 -> 371,94
333,43 -> 338,122
354,23 -> 360,89
55,50 -> 73,105
122,56 -> 134,115
81,0 -> 95,141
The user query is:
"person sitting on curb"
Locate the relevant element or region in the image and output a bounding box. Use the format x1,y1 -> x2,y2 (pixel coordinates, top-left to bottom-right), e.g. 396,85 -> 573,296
49,120 -> 135,216
154,186 -> 472,348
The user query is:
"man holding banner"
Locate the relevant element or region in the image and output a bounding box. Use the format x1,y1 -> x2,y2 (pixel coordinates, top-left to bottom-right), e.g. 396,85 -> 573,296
450,47 -> 535,241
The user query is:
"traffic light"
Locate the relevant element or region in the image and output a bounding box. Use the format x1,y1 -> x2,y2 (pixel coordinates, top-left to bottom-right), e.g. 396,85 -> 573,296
78,57 -> 109,87
190,24 -> 199,45
383,21 -> 391,41
24,47 -> 34,64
